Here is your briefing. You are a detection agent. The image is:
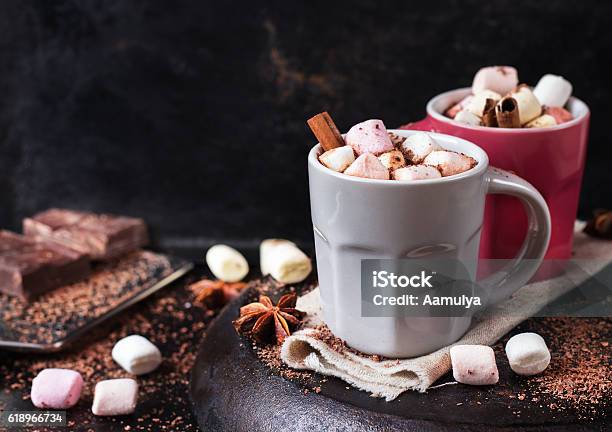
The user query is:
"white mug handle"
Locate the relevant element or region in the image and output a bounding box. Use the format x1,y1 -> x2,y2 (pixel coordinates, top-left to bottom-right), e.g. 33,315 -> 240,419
480,167 -> 551,304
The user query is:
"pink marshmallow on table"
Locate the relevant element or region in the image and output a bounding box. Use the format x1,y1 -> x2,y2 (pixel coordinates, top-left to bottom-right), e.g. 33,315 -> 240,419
472,66 -> 519,95
393,165 -> 441,181
423,150 -> 476,177
344,153 -> 389,180
544,106 -> 573,124
31,368 -> 84,409
92,378 -> 138,416
450,345 -> 499,385
345,119 -> 394,156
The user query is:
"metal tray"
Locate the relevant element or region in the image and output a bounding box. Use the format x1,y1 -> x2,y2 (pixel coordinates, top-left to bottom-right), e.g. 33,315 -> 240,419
0,251 -> 193,352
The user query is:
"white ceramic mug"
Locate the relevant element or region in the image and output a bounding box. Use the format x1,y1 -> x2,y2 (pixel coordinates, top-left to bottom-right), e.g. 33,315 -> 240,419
308,130 -> 551,357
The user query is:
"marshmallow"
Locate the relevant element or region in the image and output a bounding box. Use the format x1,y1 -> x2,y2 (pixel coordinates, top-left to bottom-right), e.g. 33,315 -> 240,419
423,151 -> 476,177
260,239 -> 312,283
393,165 -> 441,181
345,119 -> 394,156
472,66 -> 519,95
450,345 -> 499,385
318,146 -> 355,172
505,332 -> 551,376
466,90 -> 502,117
445,95 -> 474,118
92,378 -> 138,416
112,335 -> 162,375
533,74 -> 573,107
205,244 -> 249,282
453,110 -> 481,126
31,368 -> 83,409
544,106 -> 573,124
400,132 -> 442,164
510,86 -> 542,125
378,150 -> 405,171
526,114 -> 557,128
344,153 -> 390,180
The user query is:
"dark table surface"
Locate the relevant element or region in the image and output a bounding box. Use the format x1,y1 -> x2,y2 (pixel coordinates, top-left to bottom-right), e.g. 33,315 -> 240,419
1,248 -> 610,432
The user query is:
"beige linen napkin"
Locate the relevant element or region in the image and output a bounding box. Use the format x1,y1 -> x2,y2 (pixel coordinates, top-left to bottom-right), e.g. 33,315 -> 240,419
281,225 -> 612,401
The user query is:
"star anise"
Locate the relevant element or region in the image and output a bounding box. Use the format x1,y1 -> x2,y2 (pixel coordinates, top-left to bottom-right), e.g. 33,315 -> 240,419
190,279 -> 247,308
233,293 -> 305,344
584,209 -> 612,239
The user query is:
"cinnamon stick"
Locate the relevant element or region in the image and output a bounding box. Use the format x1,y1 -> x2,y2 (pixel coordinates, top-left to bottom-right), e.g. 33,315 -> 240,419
482,98 -> 498,127
495,97 -> 521,128
307,112 -> 344,151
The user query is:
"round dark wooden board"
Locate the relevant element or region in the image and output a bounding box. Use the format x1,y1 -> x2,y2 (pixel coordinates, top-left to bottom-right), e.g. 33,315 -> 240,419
190,285 -> 609,432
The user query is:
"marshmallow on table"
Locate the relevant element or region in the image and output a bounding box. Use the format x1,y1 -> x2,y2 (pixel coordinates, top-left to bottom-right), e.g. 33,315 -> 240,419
344,153 -> 390,180
454,110 -> 481,126
533,74 -> 573,107
400,132 -> 442,164
260,239 -> 312,283
472,66 -> 519,95
205,244 -> 249,282
92,378 -> 138,416
318,146 -> 355,173
466,90 -> 502,117
544,106 -> 573,124
31,368 -> 83,409
423,151 -> 476,177
445,95 -> 474,118
450,345 -> 499,385
510,86 -> 542,125
112,335 -> 162,375
526,114 -> 557,128
505,332 -> 551,376
393,165 -> 441,181
378,150 -> 405,171
345,119 -> 394,156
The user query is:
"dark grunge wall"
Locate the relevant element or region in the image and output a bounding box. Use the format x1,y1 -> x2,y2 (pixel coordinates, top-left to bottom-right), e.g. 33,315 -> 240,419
0,1 -> 610,248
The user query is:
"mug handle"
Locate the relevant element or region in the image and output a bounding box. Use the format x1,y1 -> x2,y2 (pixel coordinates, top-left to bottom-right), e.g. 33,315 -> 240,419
480,167 -> 551,304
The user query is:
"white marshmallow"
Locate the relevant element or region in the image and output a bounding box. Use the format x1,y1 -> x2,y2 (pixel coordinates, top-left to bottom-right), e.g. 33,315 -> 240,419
466,90 -> 502,117
260,239 -> 312,283
510,86 -> 542,125
393,165 -> 441,181
112,335 -> 162,375
423,151 -> 476,177
92,378 -> 138,416
453,110 -> 481,126
318,146 -> 355,172
526,114 -> 557,128
505,332 -> 551,376
533,74 -> 573,107
205,244 -> 249,282
344,153 -> 389,180
450,345 -> 499,385
378,150 -> 405,171
400,132 -> 442,164
472,66 -> 519,95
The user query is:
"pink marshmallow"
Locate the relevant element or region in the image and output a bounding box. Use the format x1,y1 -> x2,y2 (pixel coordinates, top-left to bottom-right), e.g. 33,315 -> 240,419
472,66 -> 518,95
345,119 -> 394,156
445,95 -> 473,119
544,106 -> 573,124
31,368 -> 84,409
423,151 -> 476,177
344,153 -> 389,180
450,345 -> 499,385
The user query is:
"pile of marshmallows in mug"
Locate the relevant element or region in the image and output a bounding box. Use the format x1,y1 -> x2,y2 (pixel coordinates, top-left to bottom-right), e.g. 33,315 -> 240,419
318,120 -> 477,181
446,66 -> 574,128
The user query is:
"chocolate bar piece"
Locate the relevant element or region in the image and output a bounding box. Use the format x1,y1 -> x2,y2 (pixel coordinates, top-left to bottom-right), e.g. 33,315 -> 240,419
0,230 -> 90,300
23,209 -> 148,261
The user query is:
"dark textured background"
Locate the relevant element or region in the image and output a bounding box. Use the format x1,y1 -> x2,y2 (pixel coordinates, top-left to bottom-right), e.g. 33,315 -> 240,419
0,0 -> 610,248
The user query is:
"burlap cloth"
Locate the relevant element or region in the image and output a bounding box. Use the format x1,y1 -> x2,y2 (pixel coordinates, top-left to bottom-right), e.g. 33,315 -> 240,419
281,224 -> 611,401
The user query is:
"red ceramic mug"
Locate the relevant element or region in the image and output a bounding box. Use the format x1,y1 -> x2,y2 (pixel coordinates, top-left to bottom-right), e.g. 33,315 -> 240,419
401,87 -> 590,266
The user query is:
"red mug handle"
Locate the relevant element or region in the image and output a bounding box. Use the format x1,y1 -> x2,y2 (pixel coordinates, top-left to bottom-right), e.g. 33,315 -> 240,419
399,116 -> 438,132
